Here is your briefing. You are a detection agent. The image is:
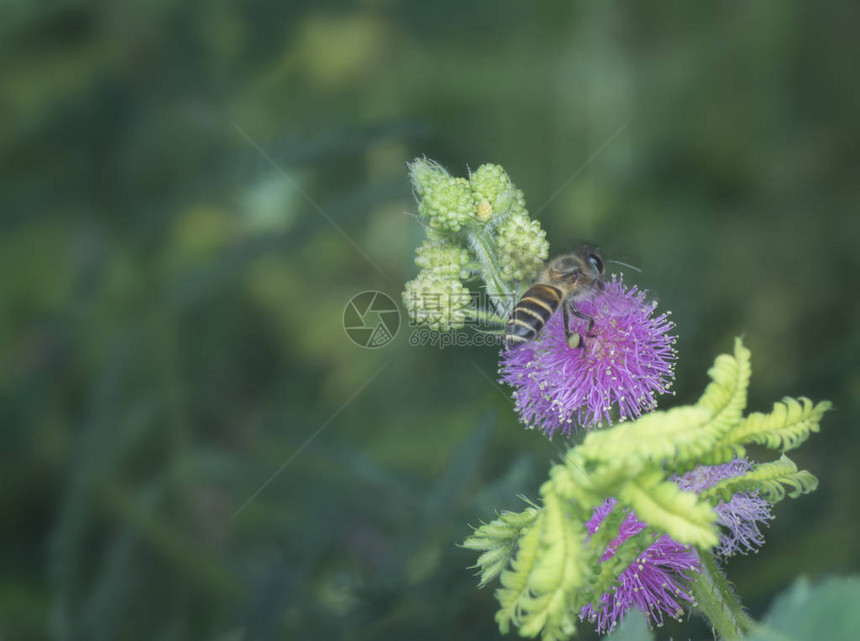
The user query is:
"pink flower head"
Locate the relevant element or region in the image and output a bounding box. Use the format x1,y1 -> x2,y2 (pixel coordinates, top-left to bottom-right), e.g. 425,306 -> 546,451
676,459 -> 774,558
499,276 -> 676,435
581,499 -> 700,634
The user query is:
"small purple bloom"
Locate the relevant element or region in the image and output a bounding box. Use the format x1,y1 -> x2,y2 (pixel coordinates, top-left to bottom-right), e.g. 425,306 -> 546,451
499,276 -> 676,435
676,459 -> 774,558
581,499 -> 700,633
585,498 -> 617,536
713,494 -> 773,557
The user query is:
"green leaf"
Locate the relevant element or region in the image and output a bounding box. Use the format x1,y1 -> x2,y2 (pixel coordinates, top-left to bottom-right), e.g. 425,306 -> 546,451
747,576 -> 860,641
604,610 -> 654,641
696,338 -> 751,426
463,507 -> 539,587
546,453 -> 616,512
579,405 -> 712,468
518,494 -> 586,640
578,340 -> 752,471
724,397 -> 831,454
617,467 -> 719,548
495,493 -> 588,641
701,455 -> 818,503
495,512 -> 544,634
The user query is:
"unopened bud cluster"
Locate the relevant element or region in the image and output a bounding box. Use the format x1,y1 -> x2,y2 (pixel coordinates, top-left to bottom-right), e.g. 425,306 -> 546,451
403,272 -> 471,331
402,158 -> 550,329
414,240 -> 471,280
495,212 -> 548,281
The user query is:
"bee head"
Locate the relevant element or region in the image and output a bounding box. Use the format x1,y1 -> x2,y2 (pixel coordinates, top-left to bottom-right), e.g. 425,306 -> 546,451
547,244 -> 605,296
580,244 -> 605,278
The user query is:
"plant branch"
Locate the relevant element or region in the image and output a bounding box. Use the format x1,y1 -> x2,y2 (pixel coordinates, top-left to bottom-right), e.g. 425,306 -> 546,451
689,551 -> 755,640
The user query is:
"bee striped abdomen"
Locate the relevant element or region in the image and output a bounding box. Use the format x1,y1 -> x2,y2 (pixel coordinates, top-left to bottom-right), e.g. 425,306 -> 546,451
504,284 -> 563,348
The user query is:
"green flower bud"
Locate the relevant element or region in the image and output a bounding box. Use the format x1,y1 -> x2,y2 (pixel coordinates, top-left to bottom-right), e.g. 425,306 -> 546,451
470,164 -> 509,202
408,157 -> 448,198
508,188 -> 527,217
469,164 -> 526,220
402,271 -> 472,331
495,212 -> 549,282
414,240 -> 473,280
416,176 -> 477,233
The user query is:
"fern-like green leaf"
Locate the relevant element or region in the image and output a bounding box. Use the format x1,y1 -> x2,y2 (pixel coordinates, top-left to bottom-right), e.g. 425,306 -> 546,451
698,444 -> 746,467
463,507 -> 539,587
549,451 -> 628,512
580,406 -> 712,469
701,455 -> 819,503
515,493 -> 587,640
617,466 -> 719,549
495,511 -> 544,634
578,340 -> 752,470
696,337 -> 751,430
723,397 -> 831,453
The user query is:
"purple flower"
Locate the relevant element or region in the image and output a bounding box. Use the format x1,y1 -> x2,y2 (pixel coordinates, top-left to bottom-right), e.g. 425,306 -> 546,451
676,459 -> 774,558
585,498 -> 617,536
581,499 -> 700,633
499,276 -> 676,435
580,460 -> 773,634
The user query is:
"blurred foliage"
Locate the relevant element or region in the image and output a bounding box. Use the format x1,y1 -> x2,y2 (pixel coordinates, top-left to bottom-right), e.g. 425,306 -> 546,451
747,576 -> 860,641
602,576 -> 860,641
1,1 -> 858,640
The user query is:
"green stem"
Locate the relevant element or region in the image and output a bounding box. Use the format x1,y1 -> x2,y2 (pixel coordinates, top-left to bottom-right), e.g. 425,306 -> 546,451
465,307 -> 508,325
689,551 -> 755,640
467,226 -> 516,316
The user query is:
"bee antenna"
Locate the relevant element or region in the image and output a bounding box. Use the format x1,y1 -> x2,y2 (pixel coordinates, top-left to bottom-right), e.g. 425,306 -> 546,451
608,259 -> 641,273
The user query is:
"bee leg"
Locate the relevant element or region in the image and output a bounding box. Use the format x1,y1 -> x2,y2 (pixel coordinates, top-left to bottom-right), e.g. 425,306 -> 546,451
563,305 -> 582,349
570,306 -> 595,338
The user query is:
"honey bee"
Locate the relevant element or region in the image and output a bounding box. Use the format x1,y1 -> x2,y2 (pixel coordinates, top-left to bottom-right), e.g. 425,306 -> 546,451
504,244 -> 605,349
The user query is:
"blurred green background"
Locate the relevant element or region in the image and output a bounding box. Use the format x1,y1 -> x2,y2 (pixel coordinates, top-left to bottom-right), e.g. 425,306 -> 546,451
2,1 -> 858,639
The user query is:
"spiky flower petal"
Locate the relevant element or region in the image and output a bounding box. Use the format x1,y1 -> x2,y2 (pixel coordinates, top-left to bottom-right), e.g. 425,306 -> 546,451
676,459 -> 774,558
581,498 -> 700,634
499,276 -> 676,435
